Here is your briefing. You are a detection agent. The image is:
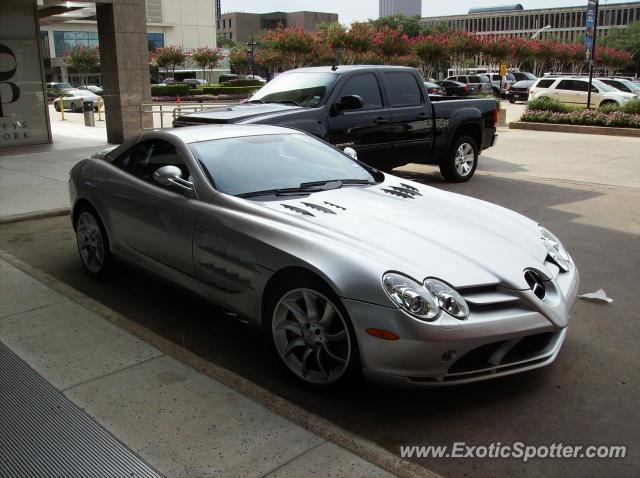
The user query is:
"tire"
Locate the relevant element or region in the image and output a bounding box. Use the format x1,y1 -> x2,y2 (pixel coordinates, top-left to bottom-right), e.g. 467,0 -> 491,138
440,134 -> 479,183
599,100 -> 619,109
72,102 -> 80,113
492,87 -> 500,96
266,274 -> 360,387
74,206 -> 112,277
54,102 -> 61,112
508,98 -> 516,104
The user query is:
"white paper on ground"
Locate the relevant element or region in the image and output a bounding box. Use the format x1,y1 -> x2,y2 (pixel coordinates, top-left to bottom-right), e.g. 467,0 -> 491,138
578,289 -> 614,303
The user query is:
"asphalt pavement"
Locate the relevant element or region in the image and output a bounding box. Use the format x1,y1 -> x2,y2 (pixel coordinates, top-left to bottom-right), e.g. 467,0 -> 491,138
0,127 -> 638,477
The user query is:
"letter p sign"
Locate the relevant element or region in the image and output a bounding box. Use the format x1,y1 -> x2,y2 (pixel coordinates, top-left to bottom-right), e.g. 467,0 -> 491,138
0,44 -> 20,118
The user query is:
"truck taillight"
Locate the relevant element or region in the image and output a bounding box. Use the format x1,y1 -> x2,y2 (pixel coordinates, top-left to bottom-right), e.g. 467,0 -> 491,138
492,108 -> 498,126
464,85 -> 469,91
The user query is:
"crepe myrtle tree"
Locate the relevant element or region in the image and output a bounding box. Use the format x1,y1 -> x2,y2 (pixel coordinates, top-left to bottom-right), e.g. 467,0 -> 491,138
192,47 -> 224,83
150,46 -> 186,80
66,46 -> 99,86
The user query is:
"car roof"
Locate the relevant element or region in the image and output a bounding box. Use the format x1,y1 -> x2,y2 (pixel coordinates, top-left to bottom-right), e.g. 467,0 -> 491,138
290,65 -> 416,74
161,124 -> 299,144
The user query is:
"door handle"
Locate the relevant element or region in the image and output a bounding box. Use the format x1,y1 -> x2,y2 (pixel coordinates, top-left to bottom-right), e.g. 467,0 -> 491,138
374,117 -> 390,124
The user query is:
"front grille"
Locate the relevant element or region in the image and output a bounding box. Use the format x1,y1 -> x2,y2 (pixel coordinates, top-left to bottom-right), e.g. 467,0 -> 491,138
502,332 -> 554,364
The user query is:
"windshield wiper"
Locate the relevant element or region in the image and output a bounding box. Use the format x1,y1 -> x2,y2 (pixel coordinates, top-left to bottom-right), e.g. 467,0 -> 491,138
245,99 -> 264,104
272,100 -> 299,106
237,180 -> 344,199
300,179 -> 375,187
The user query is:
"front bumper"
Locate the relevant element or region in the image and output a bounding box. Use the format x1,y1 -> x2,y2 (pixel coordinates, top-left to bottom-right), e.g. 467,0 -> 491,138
343,264 -> 579,387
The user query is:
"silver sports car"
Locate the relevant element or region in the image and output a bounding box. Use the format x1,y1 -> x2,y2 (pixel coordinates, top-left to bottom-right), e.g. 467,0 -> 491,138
69,124 -> 579,387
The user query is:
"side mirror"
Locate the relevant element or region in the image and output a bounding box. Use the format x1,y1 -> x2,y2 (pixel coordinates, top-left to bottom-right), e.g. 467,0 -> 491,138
343,147 -> 358,160
335,94 -> 364,112
153,165 -> 193,192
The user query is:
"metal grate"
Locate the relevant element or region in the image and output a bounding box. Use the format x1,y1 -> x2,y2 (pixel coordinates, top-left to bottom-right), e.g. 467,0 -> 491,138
145,0 -> 163,23
0,341 -> 163,478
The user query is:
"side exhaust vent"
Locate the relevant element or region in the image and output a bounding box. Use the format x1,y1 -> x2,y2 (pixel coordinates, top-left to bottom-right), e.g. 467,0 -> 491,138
323,201 -> 346,211
301,202 -> 336,214
282,204 -> 315,216
382,188 -> 415,199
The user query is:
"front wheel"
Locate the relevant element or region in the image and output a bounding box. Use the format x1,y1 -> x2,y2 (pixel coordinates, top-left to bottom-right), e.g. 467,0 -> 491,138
508,98 -> 516,104
54,102 -> 61,112
268,277 -> 359,386
74,208 -> 111,276
440,135 -> 478,182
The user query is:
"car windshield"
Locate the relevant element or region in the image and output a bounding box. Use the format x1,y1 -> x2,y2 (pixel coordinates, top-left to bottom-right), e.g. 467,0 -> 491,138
190,133 -> 375,197
249,72 -> 338,107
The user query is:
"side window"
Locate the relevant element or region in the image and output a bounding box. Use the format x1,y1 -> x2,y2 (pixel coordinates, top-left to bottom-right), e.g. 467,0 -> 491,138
469,76 -> 481,83
556,80 -> 575,90
112,145 -> 138,171
383,72 -> 423,107
536,79 -> 555,88
457,76 -> 467,82
613,82 -> 629,92
338,73 -> 384,110
131,140 -> 188,183
574,81 -> 589,92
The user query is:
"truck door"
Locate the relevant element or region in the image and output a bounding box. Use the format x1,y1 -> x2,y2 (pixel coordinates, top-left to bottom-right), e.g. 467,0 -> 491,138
326,72 -> 391,164
381,71 -> 434,161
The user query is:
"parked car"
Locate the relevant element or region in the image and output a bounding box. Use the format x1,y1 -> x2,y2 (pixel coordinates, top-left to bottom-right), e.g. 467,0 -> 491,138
445,74 -> 493,94
423,81 -> 445,95
599,78 -> 640,96
488,72 -> 516,95
245,74 -> 267,83
511,72 -> 537,82
69,124 -> 579,387
506,80 -> 536,103
183,78 -> 207,88
47,82 -> 73,91
174,65 -> 499,182
219,73 -> 243,83
53,89 -> 102,112
79,84 -> 103,95
528,76 -> 637,108
436,80 -> 476,96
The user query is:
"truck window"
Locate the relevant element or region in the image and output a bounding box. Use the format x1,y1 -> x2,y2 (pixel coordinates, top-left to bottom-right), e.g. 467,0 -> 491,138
557,80 -> 576,90
383,72 -> 422,107
338,73 -> 383,110
536,79 -> 555,88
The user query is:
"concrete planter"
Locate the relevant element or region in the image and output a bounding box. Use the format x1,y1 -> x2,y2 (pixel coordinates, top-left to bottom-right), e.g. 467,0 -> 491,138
509,121 -> 640,137
497,108 -> 507,126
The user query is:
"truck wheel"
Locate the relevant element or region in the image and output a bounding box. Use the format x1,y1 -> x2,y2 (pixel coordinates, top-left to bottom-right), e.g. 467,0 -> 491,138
440,135 -> 478,182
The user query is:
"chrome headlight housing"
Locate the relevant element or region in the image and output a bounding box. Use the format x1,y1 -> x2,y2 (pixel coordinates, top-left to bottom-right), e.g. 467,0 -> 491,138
382,273 -> 469,321
424,278 -> 470,319
539,225 -> 570,272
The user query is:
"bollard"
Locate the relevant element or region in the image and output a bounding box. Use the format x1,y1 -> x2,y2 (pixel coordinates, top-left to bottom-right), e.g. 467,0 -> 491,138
60,101 -> 65,121
177,95 -> 181,114
83,100 -> 96,127
97,97 -> 103,121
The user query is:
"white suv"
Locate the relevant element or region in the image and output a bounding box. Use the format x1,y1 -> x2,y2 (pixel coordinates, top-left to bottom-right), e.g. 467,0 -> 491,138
528,76 -> 637,108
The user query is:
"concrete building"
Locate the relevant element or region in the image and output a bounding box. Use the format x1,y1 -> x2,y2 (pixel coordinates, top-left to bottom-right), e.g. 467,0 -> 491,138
40,0 -> 217,85
217,11 -> 338,44
421,2 -> 640,43
379,0 -> 422,18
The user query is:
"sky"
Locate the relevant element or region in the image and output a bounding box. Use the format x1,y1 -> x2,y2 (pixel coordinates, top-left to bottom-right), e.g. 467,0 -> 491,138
221,0 -> 639,25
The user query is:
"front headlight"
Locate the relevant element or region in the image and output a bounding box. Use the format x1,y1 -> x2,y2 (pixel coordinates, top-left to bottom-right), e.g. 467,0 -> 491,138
383,273 -> 439,321
424,278 -> 470,319
382,273 -> 470,321
539,225 -> 570,272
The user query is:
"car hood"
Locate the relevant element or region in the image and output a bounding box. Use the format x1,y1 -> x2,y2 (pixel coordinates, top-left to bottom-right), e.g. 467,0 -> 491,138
258,177 -> 551,291
175,103 -> 302,124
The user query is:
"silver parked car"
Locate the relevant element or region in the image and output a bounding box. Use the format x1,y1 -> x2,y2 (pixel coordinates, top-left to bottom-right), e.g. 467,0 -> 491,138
69,125 -> 579,387
54,89 -> 102,112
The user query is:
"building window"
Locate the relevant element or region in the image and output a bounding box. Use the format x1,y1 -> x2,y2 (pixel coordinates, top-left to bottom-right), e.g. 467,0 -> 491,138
229,32 -> 233,40
228,18 -> 232,28
53,31 -> 99,57
217,20 -> 220,29
147,32 -> 164,50
40,31 -> 50,59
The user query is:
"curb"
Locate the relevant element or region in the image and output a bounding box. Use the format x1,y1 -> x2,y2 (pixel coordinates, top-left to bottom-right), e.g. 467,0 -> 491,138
0,250 -> 441,478
509,121 -> 640,137
0,208 -> 70,226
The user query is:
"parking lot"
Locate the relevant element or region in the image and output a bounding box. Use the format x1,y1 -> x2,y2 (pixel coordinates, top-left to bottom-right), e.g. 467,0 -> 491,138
1,125 -> 638,477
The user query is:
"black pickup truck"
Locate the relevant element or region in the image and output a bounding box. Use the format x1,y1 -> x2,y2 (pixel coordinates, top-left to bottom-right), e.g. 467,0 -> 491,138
173,65 -> 498,182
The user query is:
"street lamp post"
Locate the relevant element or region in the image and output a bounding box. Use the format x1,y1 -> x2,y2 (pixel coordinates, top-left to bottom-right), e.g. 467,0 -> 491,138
531,25 -> 552,39
246,34 -> 259,77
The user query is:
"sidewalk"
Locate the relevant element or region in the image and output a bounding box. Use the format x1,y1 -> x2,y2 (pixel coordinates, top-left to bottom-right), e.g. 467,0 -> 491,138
0,252 -> 433,478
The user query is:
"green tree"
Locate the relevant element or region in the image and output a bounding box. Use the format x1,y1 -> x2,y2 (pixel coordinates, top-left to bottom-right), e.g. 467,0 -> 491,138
192,47 -> 223,83
217,34 -> 236,48
66,46 -> 99,86
602,21 -> 640,73
369,15 -> 423,37
150,46 -> 186,79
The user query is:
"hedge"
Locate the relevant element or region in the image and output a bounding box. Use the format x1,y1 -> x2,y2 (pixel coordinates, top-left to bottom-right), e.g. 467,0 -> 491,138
189,88 -> 204,96
520,109 -> 640,128
227,78 -> 264,87
151,84 -> 192,97
202,85 -> 261,95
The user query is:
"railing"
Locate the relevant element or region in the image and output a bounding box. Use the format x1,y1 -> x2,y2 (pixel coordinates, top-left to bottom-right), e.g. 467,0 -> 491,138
138,101 -> 240,130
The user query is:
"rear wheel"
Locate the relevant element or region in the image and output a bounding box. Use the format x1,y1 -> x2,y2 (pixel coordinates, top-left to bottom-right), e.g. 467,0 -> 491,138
72,102 -> 81,113
508,97 -> 516,104
74,207 -> 111,276
267,276 -> 359,387
440,135 -> 478,182
54,102 -> 61,112
599,100 -> 619,109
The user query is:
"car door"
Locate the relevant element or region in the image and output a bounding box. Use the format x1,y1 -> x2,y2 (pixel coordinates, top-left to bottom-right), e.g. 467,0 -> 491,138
104,139 -> 199,275
554,80 -> 577,104
326,72 -> 391,163
573,80 -> 592,106
381,70 -> 433,160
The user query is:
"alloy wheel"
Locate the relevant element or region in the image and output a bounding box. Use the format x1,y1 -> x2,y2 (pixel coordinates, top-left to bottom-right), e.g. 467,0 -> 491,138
76,212 -> 105,274
272,288 -> 351,385
454,142 -> 475,177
